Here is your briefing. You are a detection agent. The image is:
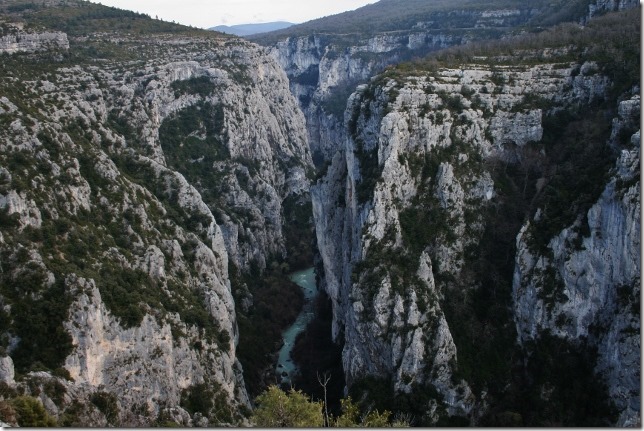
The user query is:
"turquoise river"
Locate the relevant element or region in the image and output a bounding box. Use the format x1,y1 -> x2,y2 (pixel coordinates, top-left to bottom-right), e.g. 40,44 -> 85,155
276,267 -> 318,386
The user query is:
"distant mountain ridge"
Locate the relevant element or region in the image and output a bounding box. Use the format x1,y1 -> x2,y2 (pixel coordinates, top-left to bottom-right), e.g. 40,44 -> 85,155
210,21 -> 295,36
250,0 -> 595,44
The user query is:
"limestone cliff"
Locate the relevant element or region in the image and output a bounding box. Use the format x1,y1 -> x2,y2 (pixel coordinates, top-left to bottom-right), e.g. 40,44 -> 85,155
261,0 -> 635,166
269,13 -> 518,163
0,30 -> 69,53
312,8 -> 640,423
0,5 -> 310,427
513,95 -> 640,426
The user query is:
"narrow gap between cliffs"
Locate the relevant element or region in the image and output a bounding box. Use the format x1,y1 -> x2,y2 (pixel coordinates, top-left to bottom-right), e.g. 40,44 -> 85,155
232,193 -> 345,414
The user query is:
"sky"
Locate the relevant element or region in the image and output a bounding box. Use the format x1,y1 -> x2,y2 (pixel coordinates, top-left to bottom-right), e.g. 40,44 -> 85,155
88,0 -> 376,28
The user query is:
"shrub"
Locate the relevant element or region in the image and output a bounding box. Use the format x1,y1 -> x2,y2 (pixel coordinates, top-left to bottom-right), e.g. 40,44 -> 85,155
170,76 -> 217,97
180,383 -> 214,416
90,391 -> 119,424
354,139 -> 382,205
181,382 -> 236,424
44,380 -> 67,407
10,396 -> 57,427
0,400 -> 17,426
252,386 -> 323,427
7,276 -> 74,373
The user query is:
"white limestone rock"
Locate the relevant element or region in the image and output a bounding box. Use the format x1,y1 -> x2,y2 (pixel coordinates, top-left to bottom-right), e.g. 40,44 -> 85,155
0,356 -> 15,384
312,57 -> 638,424
0,190 -> 42,229
0,31 -> 69,54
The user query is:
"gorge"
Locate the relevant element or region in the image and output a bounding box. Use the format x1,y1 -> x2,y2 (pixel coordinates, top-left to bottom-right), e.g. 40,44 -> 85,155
0,0 -> 640,427
259,0 -> 641,426
276,267 -> 318,386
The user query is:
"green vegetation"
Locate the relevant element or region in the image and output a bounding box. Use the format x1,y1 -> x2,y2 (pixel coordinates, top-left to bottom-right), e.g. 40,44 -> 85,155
180,382 -> 236,424
58,401 -> 97,427
348,376 -> 463,426
0,0 -> 637,427
170,76 -> 218,98
159,101 -> 229,207
155,92 -> 317,400
379,139 -> 476,281
90,391 -> 119,424
353,138 -> 382,205
480,333 -> 617,426
321,81 -> 361,119
0,87 -> 231,377
97,266 -> 156,328
253,0 -> 591,44
252,386 -> 324,427
333,396 -> 403,427
290,64 -> 319,87
252,385 -> 407,427
0,0 -> 238,75
0,250 -> 74,373
3,0 -> 214,37
282,194 -> 315,271
343,8 -> 639,425
526,106 -> 620,255
399,7 -> 640,84
8,396 -> 57,427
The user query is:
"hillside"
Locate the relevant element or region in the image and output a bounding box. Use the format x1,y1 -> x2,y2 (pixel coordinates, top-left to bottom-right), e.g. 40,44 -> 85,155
0,0 -> 639,427
253,0 -> 594,44
211,22 -> 295,37
0,0 -> 313,426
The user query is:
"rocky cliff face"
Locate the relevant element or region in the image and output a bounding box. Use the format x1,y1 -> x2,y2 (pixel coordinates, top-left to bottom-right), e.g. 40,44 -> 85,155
266,0 -> 635,166
312,33 -> 640,423
0,20 -> 310,427
0,22 -> 69,53
513,95 -> 640,426
589,0 -> 640,17
269,8 -> 557,165
0,30 -> 69,53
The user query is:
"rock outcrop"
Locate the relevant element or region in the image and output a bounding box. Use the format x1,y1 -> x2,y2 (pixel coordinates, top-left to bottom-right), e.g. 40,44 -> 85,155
513,95 -> 641,426
0,14 -> 310,428
589,0 -> 640,17
264,0 -> 635,166
0,29 -> 69,53
312,33 -> 640,423
267,7 -> 548,164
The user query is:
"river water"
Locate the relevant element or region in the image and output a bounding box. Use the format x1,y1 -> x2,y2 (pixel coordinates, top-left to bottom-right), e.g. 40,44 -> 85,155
276,267 -> 318,386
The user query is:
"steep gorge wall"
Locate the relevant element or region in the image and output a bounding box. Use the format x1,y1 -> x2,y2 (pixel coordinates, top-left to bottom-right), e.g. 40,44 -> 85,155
0,30 -> 69,53
312,56 -> 640,424
513,96 -> 640,426
267,0 -> 638,165
0,32 -> 311,426
270,21 -> 497,163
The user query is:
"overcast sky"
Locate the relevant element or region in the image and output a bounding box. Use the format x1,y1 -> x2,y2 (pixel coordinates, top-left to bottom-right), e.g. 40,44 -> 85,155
89,0 -> 376,28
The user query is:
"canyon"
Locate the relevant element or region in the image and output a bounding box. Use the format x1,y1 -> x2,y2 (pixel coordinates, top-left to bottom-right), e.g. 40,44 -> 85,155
0,0 -> 640,427
261,0 -> 640,425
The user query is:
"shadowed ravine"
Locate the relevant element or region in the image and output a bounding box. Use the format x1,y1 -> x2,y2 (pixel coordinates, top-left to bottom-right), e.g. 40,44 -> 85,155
276,267 -> 319,385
